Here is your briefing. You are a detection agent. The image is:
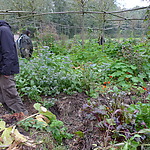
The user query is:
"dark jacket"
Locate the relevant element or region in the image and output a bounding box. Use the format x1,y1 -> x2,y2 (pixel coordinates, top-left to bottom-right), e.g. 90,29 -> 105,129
0,20 -> 19,75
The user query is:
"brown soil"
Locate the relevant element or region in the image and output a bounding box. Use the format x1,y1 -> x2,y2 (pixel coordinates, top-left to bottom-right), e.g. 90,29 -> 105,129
27,92 -> 101,150
0,92 -> 103,150
0,88 -> 149,150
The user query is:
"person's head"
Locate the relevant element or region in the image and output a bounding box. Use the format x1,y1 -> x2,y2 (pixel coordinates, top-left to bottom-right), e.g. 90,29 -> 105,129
0,20 -> 11,28
23,30 -> 31,36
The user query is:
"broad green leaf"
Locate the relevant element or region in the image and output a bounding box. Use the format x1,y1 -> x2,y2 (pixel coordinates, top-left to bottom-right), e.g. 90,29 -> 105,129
131,77 -> 141,83
111,71 -> 123,77
30,80 -> 35,86
119,82 -> 130,88
0,121 -> 6,132
50,120 -> 63,128
34,103 -> 56,121
125,75 -> 132,78
33,103 -> 42,112
130,134 -> 141,140
130,140 -> 139,150
113,86 -> 119,92
122,68 -> 133,74
130,65 -> 137,70
138,129 -> 150,133
40,111 -> 56,122
138,73 -> 147,79
118,76 -> 125,81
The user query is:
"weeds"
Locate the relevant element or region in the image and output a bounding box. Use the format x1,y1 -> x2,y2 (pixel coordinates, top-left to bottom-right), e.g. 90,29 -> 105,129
15,38 -> 149,149
82,98 -> 150,149
18,103 -> 73,144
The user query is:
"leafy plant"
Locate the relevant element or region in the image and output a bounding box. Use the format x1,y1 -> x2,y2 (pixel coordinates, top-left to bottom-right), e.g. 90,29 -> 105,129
18,103 -> 73,143
127,102 -> 150,129
106,61 -> 147,90
40,98 -> 58,109
18,117 -> 45,131
82,100 -> 150,148
16,47 -> 83,100
15,38 -> 149,100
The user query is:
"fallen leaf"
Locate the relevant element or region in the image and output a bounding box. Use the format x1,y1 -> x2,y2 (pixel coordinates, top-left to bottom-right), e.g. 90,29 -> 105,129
13,129 -> 27,143
36,114 -> 50,124
1,127 -> 14,146
36,115 -> 48,126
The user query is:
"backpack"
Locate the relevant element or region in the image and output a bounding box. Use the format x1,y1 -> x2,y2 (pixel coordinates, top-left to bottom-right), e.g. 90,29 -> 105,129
16,34 -> 33,58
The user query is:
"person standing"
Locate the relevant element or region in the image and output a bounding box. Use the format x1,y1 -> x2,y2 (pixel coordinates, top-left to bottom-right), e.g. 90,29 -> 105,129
0,20 -> 28,116
16,30 -> 33,58
98,35 -> 105,45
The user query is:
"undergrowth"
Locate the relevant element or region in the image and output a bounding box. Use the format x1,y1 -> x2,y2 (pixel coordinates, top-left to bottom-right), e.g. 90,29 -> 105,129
16,38 -> 149,100
15,37 -> 150,149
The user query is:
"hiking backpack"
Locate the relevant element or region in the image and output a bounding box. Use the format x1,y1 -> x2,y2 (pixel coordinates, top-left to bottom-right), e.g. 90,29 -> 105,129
16,34 -> 33,58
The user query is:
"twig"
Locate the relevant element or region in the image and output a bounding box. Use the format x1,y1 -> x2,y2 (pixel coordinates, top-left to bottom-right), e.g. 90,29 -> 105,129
19,113 -> 39,122
10,113 -> 39,127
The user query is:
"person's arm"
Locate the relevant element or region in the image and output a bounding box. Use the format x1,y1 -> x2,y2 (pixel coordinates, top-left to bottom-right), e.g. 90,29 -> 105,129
0,27 -> 17,75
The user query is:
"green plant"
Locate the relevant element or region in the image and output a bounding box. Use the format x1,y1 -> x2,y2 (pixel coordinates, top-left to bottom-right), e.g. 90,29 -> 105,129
120,134 -> 141,150
40,98 -> 58,109
104,39 -> 150,85
16,47 -> 83,100
46,120 -> 73,144
127,102 -> 150,129
18,103 -> 73,144
35,132 -> 55,150
18,117 -> 46,131
15,38 -> 149,101
82,99 -> 150,148
107,61 -> 146,90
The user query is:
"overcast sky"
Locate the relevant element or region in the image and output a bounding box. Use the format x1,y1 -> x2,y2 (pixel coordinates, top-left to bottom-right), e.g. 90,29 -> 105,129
116,0 -> 150,9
